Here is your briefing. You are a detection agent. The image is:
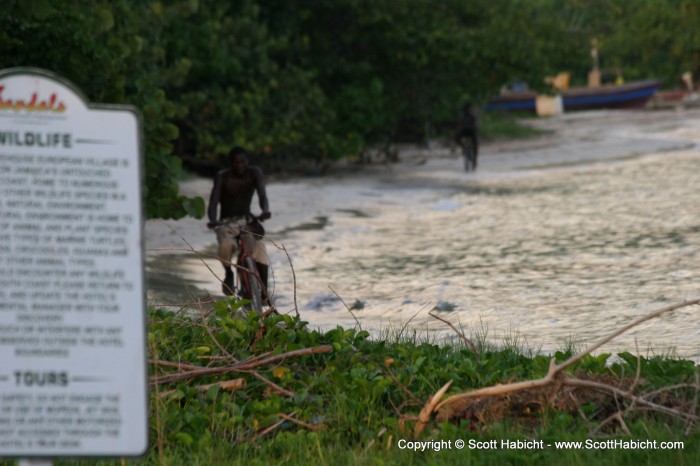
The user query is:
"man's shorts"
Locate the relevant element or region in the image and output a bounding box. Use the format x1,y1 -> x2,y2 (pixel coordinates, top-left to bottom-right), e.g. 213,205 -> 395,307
214,216 -> 269,266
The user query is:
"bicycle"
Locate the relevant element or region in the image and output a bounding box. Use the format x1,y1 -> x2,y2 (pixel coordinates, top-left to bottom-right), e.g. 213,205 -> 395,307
459,136 -> 478,172
211,215 -> 267,313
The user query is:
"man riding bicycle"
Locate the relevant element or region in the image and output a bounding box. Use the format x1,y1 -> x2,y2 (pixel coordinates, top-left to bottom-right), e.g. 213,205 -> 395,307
455,102 -> 479,171
207,146 -> 271,299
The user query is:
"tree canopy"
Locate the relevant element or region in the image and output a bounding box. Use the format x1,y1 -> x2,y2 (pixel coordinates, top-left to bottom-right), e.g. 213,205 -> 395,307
2,0 -> 698,218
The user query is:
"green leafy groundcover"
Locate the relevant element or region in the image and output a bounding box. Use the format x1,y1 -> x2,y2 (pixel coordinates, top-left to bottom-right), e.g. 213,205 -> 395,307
52,301 -> 700,465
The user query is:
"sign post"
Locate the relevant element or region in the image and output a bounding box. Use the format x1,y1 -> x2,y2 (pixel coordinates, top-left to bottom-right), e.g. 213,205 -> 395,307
0,68 -> 149,460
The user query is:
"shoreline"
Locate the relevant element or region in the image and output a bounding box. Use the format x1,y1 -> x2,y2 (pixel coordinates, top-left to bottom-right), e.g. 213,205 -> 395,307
144,108 -> 700,361
146,107 -> 700,254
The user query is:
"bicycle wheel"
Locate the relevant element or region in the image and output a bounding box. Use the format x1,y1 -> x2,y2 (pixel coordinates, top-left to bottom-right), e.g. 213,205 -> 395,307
244,256 -> 264,313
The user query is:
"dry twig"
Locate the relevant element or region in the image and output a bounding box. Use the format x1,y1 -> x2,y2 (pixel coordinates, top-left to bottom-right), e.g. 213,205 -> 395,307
150,345 -> 333,384
685,371 -> 700,435
423,298 -> 700,433
383,365 -> 422,406
398,304 -> 430,341
329,285 -> 362,331
428,311 -> 480,362
278,413 -> 326,431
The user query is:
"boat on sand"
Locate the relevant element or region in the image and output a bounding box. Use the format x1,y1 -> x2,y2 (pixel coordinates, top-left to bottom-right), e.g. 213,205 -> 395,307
485,79 -> 662,113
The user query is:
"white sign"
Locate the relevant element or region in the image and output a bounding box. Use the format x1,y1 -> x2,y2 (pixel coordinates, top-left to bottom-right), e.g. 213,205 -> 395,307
0,68 -> 148,457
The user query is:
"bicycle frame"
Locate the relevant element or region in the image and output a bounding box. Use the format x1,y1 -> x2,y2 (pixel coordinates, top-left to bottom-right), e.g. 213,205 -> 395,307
213,218 -> 264,312
236,230 -> 264,312
459,136 -> 477,172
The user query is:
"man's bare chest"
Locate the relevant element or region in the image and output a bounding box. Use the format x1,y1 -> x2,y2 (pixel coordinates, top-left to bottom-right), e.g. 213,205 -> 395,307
223,173 -> 254,196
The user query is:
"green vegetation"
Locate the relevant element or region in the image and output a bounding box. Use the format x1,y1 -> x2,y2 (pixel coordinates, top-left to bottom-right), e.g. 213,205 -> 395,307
479,112 -> 547,141
5,1 -> 700,218
33,301 -> 699,465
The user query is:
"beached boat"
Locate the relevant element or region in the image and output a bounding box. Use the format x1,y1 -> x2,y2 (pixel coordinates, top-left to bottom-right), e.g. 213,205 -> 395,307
485,79 -> 663,113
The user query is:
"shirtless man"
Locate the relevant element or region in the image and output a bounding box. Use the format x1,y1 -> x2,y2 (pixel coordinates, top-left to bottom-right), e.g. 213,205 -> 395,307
207,147 -> 271,297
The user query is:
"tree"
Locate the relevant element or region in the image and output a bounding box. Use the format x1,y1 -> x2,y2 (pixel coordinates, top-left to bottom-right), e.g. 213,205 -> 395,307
0,0 -> 204,219
5,0 -> 697,219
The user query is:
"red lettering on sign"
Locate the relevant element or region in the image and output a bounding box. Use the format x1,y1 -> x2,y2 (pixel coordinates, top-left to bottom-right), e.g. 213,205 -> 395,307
0,85 -> 66,113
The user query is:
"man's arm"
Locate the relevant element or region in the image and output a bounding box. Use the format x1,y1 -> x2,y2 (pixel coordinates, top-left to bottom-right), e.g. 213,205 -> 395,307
252,167 -> 271,220
207,171 -> 223,225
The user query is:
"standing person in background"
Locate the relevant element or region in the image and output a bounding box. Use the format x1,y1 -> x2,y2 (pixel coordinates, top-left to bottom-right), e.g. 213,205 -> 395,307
207,147 -> 272,299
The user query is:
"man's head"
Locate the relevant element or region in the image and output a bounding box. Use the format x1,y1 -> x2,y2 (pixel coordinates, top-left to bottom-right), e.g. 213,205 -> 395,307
228,147 -> 249,175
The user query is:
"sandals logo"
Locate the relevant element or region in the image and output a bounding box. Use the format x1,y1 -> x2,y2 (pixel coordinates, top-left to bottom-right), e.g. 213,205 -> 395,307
0,85 -> 66,113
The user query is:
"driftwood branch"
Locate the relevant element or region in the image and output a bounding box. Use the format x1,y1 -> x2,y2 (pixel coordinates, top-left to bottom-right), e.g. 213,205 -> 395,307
436,298 -> 700,411
413,381 -> 453,438
393,299 -> 700,438
556,299 -> 700,373
564,378 -> 699,422
150,345 -> 333,384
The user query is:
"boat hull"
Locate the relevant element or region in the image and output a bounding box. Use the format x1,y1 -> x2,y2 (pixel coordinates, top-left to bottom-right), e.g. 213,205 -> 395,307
485,80 -> 662,112
562,80 -> 662,111
485,92 -> 537,112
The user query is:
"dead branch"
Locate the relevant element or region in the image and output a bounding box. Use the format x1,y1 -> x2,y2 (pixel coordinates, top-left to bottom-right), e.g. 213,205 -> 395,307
147,226 -> 307,400
383,365 -> 422,406
556,299 -> 700,374
199,305 -> 292,398
149,359 -> 201,370
231,410 -> 304,446
413,381 -> 453,438
246,371 -> 295,398
153,223 -> 227,291
157,378 -> 247,398
685,371 -> 699,435
591,342 -> 644,434
565,378 -> 700,422
428,311 -> 480,362
278,413 -> 326,431
329,285 -> 362,331
150,345 -> 333,384
594,411 -> 632,436
197,378 -> 247,392
234,418 -> 288,446
398,304 -> 430,341
273,241 -> 299,317
625,341 -> 643,396
436,298 -> 700,412
198,304 -> 237,359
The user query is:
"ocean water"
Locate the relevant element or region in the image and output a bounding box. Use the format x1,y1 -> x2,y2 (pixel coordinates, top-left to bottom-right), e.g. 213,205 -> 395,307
147,150 -> 700,361
267,152 -> 700,360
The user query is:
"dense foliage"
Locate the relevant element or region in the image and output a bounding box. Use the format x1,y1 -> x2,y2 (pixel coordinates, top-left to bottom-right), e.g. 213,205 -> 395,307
3,0 -> 700,217
37,304 -> 699,465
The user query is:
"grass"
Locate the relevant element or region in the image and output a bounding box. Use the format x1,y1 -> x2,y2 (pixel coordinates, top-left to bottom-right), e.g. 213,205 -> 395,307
7,300 -> 699,466
478,111 -> 548,141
